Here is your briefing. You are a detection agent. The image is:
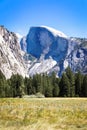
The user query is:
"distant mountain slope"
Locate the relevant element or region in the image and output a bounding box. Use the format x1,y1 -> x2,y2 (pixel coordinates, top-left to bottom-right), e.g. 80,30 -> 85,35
0,26 -> 28,79
66,37 -> 87,74
21,26 -> 87,76
0,25 -> 87,78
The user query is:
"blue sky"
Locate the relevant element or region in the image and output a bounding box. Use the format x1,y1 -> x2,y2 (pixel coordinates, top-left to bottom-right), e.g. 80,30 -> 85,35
0,0 -> 87,37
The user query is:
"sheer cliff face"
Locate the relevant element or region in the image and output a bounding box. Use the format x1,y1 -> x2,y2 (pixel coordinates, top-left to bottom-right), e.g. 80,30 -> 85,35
66,38 -> 87,74
24,26 -> 69,76
0,26 -> 27,79
26,26 -> 68,62
20,36 -> 27,52
21,26 -> 87,76
0,25 -> 87,78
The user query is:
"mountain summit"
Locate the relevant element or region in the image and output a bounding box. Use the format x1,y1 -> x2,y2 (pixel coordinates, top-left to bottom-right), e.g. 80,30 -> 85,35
0,25 -> 87,78
21,26 -> 87,76
26,26 -> 68,61
40,26 -> 67,38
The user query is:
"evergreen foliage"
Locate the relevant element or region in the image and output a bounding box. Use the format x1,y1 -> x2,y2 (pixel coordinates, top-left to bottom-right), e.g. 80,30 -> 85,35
75,71 -> 83,96
0,70 -> 10,97
0,67 -> 87,97
82,75 -> 87,97
59,73 -> 70,97
9,74 -> 25,97
65,67 -> 75,97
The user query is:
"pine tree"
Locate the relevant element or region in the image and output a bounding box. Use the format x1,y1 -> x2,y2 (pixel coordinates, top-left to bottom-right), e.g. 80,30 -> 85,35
36,74 -> 43,93
75,72 -> 83,96
59,73 -> 70,97
40,73 -> 47,95
66,67 -> 75,97
32,75 -> 38,93
24,77 -> 29,94
44,74 -> 53,97
24,77 -> 34,95
53,83 -> 60,97
50,72 -> 56,85
82,75 -> 87,97
4,80 -> 11,97
10,74 -> 25,97
0,70 -> 7,97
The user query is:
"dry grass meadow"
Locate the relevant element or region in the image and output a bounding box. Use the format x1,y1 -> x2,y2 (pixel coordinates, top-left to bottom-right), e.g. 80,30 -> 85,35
0,98 -> 87,130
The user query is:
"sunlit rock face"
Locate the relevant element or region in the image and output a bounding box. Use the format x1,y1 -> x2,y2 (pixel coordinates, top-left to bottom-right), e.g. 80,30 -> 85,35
24,26 -> 68,76
21,26 -> 87,76
65,37 -> 87,74
0,26 -> 28,79
0,25 -> 87,78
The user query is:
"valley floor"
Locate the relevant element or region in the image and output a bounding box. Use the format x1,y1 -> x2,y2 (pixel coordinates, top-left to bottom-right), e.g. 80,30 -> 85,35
0,98 -> 87,130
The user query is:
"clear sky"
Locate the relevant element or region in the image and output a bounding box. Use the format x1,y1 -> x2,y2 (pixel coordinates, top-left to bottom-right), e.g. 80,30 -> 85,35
0,0 -> 87,37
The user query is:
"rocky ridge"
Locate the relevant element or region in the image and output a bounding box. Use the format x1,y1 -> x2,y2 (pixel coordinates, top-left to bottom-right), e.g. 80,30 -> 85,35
0,26 -> 28,79
0,25 -> 87,78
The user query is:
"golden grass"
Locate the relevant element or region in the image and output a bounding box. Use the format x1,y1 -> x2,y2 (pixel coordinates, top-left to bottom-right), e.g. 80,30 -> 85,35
0,98 -> 87,130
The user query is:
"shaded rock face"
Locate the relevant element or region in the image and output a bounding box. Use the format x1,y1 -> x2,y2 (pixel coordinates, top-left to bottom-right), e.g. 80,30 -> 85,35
0,26 -> 27,79
0,25 -> 87,78
23,26 -> 69,76
20,36 -> 27,52
21,26 -> 87,76
21,26 -> 69,76
26,27 -> 68,62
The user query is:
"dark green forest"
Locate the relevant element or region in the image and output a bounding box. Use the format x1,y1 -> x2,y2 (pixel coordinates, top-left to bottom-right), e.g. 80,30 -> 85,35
0,67 -> 87,97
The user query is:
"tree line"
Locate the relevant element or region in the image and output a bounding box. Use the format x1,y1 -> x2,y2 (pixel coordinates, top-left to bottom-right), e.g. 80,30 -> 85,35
0,67 -> 87,98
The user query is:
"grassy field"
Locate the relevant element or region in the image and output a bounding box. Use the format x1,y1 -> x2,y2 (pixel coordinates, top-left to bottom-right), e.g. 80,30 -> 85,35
0,98 -> 87,130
